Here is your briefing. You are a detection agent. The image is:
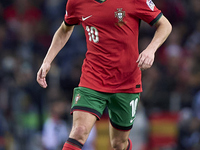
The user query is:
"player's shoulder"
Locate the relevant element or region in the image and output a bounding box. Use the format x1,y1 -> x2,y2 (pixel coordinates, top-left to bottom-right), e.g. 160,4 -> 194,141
134,0 -> 159,12
135,0 -> 155,6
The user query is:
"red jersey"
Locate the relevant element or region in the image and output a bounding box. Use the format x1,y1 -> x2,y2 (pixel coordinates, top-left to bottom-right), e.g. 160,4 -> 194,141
64,0 -> 162,93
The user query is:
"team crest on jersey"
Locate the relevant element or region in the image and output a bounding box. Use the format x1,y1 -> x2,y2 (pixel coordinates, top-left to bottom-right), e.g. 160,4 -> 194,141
75,94 -> 81,104
146,0 -> 155,11
115,8 -> 126,26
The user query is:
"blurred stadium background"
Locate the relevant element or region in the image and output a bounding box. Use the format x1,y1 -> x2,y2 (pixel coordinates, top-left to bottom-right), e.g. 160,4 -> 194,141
0,0 -> 200,150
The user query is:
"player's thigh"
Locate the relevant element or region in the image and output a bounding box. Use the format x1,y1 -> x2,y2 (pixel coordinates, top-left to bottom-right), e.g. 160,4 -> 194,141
71,87 -> 108,120
70,87 -> 108,143
108,93 -> 140,130
69,111 -> 97,143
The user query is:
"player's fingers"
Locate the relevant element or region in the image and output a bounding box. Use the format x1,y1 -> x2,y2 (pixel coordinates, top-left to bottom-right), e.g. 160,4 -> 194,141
138,55 -> 146,67
37,69 -> 48,88
140,58 -> 153,70
136,54 -> 143,63
139,58 -> 148,70
42,78 -> 47,88
38,77 -> 47,88
145,58 -> 152,66
146,58 -> 154,67
136,54 -> 142,63
37,69 -> 42,81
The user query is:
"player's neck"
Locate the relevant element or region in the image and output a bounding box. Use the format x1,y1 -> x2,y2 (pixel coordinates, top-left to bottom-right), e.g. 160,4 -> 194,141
95,0 -> 106,3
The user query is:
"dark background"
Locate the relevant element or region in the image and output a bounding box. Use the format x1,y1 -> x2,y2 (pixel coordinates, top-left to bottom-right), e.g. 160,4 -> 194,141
0,0 -> 200,150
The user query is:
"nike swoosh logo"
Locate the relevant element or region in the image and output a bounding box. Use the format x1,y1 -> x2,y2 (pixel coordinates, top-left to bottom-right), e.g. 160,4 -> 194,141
82,15 -> 92,21
130,118 -> 135,123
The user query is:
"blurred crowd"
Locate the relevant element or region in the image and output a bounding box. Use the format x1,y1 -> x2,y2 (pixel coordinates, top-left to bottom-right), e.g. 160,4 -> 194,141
0,0 -> 200,150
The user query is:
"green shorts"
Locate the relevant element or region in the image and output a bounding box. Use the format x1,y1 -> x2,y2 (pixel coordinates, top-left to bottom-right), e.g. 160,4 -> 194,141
71,87 -> 140,131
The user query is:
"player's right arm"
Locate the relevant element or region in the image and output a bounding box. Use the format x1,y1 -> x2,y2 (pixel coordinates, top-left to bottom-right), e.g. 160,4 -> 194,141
37,22 -> 74,88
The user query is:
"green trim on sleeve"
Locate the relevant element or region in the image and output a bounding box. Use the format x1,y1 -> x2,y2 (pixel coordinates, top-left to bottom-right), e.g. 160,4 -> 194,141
150,12 -> 163,26
64,20 -> 77,26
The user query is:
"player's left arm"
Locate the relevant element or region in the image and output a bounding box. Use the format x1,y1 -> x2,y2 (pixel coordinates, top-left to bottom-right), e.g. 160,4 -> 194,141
136,15 -> 172,70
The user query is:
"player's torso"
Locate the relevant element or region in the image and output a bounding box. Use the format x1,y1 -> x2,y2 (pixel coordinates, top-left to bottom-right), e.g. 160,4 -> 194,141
73,0 -> 140,66
68,0 -> 142,93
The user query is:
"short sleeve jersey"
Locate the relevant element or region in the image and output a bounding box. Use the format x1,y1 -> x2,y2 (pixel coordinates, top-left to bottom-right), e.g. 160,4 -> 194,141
64,0 -> 162,93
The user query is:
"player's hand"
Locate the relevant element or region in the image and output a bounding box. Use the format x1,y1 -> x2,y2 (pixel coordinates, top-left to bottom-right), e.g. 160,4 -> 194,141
37,62 -> 51,88
136,49 -> 155,71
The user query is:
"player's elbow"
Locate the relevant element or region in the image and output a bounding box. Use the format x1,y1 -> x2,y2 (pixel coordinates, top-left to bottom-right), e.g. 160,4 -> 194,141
166,20 -> 172,35
156,15 -> 172,36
